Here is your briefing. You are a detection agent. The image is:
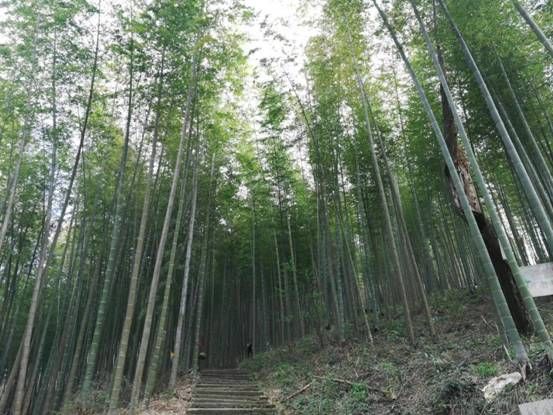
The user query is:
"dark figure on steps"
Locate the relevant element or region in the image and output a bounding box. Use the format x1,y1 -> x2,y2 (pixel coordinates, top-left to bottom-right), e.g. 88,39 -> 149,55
246,342 -> 253,358
198,351 -> 207,370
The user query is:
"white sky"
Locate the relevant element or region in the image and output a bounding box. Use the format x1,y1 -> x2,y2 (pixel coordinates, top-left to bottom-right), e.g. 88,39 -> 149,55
239,0 -> 322,100
234,0 -> 322,179
241,0 -> 320,63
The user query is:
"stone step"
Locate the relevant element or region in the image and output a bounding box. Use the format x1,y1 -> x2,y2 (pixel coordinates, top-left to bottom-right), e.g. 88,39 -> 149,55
194,391 -> 265,397
197,380 -> 255,384
200,376 -> 251,383
200,369 -> 246,372
194,394 -> 265,401
190,369 -> 275,415
192,395 -> 267,402
199,377 -> 251,383
200,377 -> 251,382
199,372 -> 248,377
190,403 -> 273,409
187,409 -> 277,414
195,391 -> 262,394
199,378 -> 252,382
195,389 -> 262,394
191,401 -> 268,407
192,396 -> 267,403
194,390 -> 262,396
196,384 -> 260,390
190,401 -> 275,408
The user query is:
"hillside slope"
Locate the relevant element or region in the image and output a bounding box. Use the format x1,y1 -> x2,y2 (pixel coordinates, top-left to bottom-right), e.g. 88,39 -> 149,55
241,290 -> 553,414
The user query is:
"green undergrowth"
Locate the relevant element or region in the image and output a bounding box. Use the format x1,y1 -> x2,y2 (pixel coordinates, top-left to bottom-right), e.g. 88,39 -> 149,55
241,289 -> 553,414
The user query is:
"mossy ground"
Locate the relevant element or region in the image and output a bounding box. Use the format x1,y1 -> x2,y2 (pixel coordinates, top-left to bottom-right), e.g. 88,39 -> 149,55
241,289 -> 553,414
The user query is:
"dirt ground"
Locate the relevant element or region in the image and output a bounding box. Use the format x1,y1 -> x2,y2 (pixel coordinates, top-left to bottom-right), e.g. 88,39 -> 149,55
70,375 -> 193,414
241,289 -> 553,414
136,376 -> 193,415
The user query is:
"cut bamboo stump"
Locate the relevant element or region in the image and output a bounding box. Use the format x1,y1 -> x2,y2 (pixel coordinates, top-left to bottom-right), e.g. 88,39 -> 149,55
188,369 -> 277,414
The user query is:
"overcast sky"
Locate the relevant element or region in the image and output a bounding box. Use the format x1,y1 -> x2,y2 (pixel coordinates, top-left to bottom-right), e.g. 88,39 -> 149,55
236,0 -> 322,161
240,0 -> 321,78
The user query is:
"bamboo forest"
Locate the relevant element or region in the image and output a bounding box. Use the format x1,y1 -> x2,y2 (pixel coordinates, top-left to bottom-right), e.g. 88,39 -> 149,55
1,0 -> 553,413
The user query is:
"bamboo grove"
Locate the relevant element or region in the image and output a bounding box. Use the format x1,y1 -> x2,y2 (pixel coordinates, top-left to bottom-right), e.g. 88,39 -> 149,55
0,0 -> 552,413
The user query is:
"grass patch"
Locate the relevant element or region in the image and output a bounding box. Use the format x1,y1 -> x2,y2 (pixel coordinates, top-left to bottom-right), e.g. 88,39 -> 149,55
472,361 -> 498,378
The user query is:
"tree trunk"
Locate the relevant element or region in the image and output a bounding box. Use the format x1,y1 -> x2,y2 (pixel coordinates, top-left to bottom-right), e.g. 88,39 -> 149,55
440,82 -> 531,333
82,25 -> 132,397
144,136 -> 192,399
512,0 -> 553,58
131,56 -> 199,405
192,155 -> 216,372
108,51 -> 164,412
353,68 -> 415,344
373,0 -> 529,362
169,148 -> 200,389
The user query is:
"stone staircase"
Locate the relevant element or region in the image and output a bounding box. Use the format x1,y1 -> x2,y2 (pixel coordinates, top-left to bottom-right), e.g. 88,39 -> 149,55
188,369 -> 278,414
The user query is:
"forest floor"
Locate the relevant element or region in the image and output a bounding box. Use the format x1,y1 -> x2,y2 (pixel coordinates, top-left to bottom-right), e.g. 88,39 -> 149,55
240,289 -> 553,414
74,375 -> 193,415
135,377 -> 193,415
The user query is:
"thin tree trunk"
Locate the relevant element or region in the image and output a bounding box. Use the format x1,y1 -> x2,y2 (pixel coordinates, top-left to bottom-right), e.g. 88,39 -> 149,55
82,16 -> 131,396
251,198 -> 256,354
13,137 -> 57,415
192,156 -> 216,372
287,213 -> 305,338
373,0 -> 529,362
437,0 -> 553,257
130,56 -> 199,407
511,0 -> 553,58
108,51 -> 165,412
274,231 -> 286,345
0,138 -> 24,255
144,137 -> 193,400
498,58 -> 553,199
169,149 -> 200,389
352,65 -> 415,344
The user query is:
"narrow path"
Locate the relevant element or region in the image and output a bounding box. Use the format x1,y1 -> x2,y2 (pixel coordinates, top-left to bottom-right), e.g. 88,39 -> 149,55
188,369 -> 277,414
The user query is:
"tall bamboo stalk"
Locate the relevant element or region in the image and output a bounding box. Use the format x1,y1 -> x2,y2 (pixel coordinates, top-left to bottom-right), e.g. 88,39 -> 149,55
371,0 -> 528,362
410,0 -> 553,360
511,0 -> 553,58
